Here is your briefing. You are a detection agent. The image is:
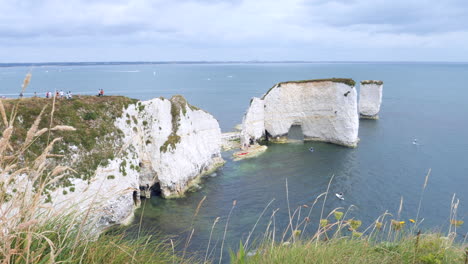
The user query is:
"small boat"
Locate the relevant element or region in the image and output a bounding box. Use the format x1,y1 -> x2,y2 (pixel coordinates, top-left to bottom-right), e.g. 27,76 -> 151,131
335,193 -> 344,200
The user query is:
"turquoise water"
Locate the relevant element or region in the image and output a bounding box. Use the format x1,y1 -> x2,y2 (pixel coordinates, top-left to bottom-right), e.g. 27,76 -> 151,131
2,62 -> 468,259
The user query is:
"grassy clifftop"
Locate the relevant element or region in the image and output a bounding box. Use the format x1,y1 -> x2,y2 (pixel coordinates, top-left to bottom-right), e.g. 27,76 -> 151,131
262,78 -> 356,99
1,95 -> 137,185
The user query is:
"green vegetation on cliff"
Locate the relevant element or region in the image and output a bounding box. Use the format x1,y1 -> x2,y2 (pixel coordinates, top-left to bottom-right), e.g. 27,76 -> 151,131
1,96 -> 137,183
361,80 -> 384,85
232,235 -> 464,263
262,78 -> 356,99
281,78 -> 356,87
159,95 -> 203,153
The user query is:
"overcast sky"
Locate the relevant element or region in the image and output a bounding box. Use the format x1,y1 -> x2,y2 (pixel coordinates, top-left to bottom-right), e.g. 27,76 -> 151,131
1,0 -> 468,62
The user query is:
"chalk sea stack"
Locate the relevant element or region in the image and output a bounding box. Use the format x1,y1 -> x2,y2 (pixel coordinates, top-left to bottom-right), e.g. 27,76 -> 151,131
241,78 -> 360,148
359,80 -> 383,119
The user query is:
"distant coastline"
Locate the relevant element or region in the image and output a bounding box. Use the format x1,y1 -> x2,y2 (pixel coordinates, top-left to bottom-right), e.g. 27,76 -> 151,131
1,61 -> 468,68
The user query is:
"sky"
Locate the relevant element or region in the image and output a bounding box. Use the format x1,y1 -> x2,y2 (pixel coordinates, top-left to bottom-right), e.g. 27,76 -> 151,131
1,0 -> 468,62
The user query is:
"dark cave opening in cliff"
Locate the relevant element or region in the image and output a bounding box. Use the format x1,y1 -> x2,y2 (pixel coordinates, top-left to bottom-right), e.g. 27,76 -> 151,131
139,182 -> 162,199
287,124 -> 304,141
151,182 -> 162,197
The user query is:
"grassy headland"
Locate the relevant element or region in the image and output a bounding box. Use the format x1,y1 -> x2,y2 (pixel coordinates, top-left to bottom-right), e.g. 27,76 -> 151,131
1,96 -> 137,183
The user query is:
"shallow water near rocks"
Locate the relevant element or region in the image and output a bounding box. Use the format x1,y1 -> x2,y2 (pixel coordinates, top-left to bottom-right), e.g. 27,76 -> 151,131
2,62 -> 468,261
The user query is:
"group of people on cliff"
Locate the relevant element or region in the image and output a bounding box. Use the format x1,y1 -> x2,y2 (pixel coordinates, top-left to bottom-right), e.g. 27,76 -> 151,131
45,90 -> 73,99
10,88 -> 105,99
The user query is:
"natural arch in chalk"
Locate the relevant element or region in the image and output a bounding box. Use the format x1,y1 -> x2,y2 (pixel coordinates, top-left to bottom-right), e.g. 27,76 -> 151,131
287,123 -> 304,141
240,78 -> 359,147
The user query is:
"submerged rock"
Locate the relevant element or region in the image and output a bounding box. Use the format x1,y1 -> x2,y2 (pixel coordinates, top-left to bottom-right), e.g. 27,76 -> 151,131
221,132 -> 241,150
240,78 -> 359,148
233,144 -> 268,161
359,80 -> 383,119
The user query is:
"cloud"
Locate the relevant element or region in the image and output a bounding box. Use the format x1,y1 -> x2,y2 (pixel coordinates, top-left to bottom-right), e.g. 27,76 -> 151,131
0,0 -> 467,61
299,0 -> 468,34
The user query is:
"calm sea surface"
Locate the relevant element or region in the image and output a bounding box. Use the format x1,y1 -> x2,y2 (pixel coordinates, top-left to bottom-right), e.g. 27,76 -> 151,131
1,62 -> 468,259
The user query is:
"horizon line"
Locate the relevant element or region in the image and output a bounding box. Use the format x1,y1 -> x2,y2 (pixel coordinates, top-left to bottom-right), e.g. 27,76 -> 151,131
1,60 -> 468,67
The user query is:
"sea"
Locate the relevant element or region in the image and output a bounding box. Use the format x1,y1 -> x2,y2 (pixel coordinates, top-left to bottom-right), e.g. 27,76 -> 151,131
1,62 -> 468,260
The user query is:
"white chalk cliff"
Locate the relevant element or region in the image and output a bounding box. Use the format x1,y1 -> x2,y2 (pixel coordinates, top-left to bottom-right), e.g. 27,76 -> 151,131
43,96 -> 223,231
240,79 -> 359,147
359,80 -> 383,119
240,97 -> 265,147
120,96 -> 224,198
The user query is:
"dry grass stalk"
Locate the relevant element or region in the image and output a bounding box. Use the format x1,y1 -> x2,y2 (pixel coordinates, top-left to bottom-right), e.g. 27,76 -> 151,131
21,73 -> 32,93
0,100 -> 8,127
50,125 -> 76,131
33,137 -> 62,172
219,200 -> 237,264
34,128 -> 48,137
415,168 -> 431,227
23,105 -> 47,148
0,126 -> 13,158
205,216 -> 220,263
51,165 -> 71,177
47,92 -> 57,144
397,196 -> 404,220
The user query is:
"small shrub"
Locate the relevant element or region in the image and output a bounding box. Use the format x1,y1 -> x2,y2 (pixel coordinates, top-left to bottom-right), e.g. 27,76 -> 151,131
119,160 -> 127,176
107,175 -> 115,180
349,219 -> 362,230
334,211 -> 343,221
320,219 -> 328,227
83,112 -> 98,120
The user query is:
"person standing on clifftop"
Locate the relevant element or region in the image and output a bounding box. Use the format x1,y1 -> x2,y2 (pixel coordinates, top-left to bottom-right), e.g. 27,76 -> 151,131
97,89 -> 104,97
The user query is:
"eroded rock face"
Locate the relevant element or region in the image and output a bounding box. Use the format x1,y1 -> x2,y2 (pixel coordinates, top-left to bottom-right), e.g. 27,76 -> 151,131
240,97 -> 265,148
359,80 -> 383,119
114,96 -> 224,198
49,96 -> 224,231
240,79 -> 360,147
